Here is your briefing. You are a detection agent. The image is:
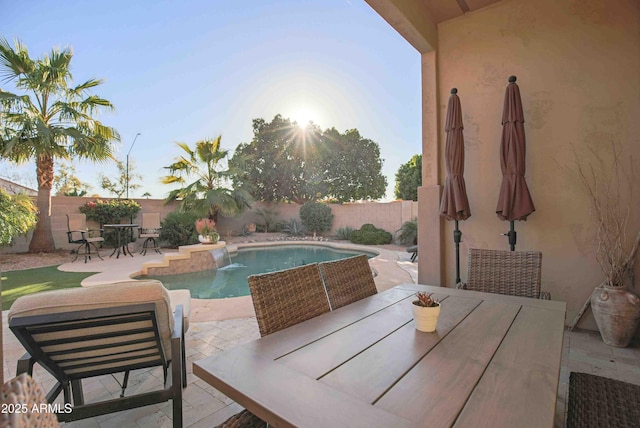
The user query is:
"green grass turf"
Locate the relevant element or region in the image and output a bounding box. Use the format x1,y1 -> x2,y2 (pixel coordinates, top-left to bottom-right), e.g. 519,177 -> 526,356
1,266 -> 98,311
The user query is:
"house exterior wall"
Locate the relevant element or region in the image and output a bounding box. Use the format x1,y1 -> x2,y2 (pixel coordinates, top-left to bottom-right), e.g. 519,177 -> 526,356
375,0 -> 640,330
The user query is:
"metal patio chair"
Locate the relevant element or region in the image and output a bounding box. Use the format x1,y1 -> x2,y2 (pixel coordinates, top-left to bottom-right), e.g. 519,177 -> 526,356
8,281 -> 187,427
319,254 -> 378,310
139,212 -> 162,255
66,213 -> 104,263
461,248 -> 550,299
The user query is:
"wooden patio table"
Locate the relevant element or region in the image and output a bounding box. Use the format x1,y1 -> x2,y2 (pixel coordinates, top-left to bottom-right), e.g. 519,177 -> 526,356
194,284 -> 566,427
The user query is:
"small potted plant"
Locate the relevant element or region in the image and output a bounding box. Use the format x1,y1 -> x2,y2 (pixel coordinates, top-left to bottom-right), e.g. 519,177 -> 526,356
412,291 -> 440,332
195,218 -> 219,244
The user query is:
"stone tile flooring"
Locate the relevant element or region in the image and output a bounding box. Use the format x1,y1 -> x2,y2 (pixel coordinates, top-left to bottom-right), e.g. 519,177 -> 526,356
4,317 -> 640,427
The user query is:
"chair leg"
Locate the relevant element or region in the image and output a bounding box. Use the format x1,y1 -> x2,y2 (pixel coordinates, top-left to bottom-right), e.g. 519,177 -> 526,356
89,242 -> 104,261
71,379 -> 84,405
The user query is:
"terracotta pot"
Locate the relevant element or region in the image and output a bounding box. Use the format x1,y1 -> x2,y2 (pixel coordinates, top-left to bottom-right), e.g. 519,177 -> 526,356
591,286 -> 640,347
412,303 -> 440,332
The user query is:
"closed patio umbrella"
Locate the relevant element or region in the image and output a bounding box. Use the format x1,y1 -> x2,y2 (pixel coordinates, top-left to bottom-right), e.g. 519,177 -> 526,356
439,88 -> 470,285
496,76 -> 535,250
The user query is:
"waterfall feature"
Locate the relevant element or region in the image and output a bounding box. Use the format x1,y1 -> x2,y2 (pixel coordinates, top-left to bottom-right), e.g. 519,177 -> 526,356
210,246 -> 232,269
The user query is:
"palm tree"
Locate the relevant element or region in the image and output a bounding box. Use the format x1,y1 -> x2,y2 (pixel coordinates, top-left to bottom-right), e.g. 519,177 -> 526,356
0,38 -> 119,252
162,136 -> 253,220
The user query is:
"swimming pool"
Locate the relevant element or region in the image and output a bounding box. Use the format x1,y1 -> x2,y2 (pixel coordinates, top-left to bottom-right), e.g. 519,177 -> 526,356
144,245 -> 376,299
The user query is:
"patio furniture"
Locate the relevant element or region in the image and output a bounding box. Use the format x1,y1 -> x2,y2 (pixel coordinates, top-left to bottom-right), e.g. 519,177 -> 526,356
567,372 -> 640,428
104,223 -> 139,258
194,284 -> 566,427
248,263 -> 331,337
1,373 -> 60,427
406,244 -> 418,262
319,254 -> 378,310
139,212 -> 162,255
66,213 -> 104,263
461,248 -> 550,299
8,281 -> 187,427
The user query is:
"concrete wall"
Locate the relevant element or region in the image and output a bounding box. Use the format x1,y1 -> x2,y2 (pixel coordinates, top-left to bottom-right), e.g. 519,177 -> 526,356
2,198 -> 418,252
405,0 -> 640,330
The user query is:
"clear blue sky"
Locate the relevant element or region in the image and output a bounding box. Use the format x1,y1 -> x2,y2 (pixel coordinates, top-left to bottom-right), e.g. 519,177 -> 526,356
1,0 -> 421,201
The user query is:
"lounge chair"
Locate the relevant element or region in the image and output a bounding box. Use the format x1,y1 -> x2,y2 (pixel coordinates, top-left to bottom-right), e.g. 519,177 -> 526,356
8,281 -> 189,427
66,213 -> 104,263
319,254 -> 378,310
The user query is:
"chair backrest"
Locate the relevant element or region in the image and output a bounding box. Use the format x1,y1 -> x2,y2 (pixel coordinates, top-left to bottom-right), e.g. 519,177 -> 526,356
142,212 -> 161,229
466,248 -> 542,298
319,254 -> 378,310
248,263 -> 331,337
66,213 -> 88,243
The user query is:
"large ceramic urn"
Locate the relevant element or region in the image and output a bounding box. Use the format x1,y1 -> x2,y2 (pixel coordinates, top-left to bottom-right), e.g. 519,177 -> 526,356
591,286 -> 640,347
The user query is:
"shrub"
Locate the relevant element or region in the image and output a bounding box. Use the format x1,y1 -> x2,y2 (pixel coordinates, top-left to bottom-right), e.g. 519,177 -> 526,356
160,211 -> 199,247
396,218 -> 418,245
0,189 -> 37,246
254,206 -> 281,233
335,226 -> 354,241
350,224 -> 392,245
299,202 -> 333,236
282,219 -> 305,237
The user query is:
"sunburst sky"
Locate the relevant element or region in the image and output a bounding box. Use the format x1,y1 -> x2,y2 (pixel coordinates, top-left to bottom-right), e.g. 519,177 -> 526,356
1,0 -> 421,201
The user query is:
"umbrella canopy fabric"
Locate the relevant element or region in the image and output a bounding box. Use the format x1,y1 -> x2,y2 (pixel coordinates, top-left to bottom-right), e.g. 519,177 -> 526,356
440,88 -> 471,221
496,76 -> 535,222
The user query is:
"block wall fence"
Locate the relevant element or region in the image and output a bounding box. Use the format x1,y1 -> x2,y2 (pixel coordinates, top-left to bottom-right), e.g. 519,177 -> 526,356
2,197 -> 418,254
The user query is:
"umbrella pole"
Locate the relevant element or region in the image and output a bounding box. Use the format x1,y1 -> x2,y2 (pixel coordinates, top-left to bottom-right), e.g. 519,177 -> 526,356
454,220 -> 462,284
509,221 -> 516,251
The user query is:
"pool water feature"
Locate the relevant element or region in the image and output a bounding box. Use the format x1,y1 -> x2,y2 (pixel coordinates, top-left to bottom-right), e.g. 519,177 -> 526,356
144,245 -> 375,299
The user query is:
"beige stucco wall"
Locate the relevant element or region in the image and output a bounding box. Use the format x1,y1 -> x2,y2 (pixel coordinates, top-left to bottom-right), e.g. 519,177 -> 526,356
417,0 -> 640,330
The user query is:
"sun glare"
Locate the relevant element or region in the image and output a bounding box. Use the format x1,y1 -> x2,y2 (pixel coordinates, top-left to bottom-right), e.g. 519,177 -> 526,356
290,106 -> 318,127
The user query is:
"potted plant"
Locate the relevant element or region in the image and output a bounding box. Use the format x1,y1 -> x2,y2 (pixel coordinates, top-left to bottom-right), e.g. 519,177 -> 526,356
195,218 -> 219,244
412,291 -> 440,332
576,143 -> 640,347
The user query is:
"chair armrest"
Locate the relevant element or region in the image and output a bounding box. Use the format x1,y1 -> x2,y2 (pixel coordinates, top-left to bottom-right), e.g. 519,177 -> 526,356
87,228 -> 104,237
172,304 -> 184,340
16,352 -> 35,376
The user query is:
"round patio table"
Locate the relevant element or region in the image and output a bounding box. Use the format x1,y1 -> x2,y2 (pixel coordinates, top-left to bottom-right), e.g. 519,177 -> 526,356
104,224 -> 139,258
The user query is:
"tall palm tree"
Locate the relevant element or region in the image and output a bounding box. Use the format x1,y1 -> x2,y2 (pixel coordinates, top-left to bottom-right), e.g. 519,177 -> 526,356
162,136 -> 253,220
0,38 -> 119,252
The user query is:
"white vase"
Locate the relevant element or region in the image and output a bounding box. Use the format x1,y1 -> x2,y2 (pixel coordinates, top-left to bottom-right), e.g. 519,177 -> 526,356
412,304 -> 440,332
198,235 -> 212,244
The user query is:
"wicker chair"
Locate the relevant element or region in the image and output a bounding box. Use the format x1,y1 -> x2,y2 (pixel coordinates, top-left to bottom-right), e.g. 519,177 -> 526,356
8,281 -> 187,427
461,248 -> 550,299
319,254 -> 378,310
1,373 -> 60,427
567,372 -> 640,427
139,212 -> 162,255
66,213 -> 104,263
216,264 -> 331,428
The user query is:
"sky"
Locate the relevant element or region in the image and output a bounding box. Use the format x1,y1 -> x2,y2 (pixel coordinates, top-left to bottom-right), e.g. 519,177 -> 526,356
0,0 -> 421,201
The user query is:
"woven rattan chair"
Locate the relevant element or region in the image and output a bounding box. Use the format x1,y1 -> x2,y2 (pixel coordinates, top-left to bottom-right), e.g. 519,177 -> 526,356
66,213 -> 104,263
461,248 -> 550,299
1,373 -> 60,427
8,281 -> 186,427
319,254 -> 378,310
567,372 -> 640,428
139,212 -> 162,255
215,264 -> 331,428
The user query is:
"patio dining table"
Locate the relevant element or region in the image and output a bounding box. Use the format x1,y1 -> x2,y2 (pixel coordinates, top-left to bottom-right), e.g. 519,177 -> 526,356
194,284 -> 566,427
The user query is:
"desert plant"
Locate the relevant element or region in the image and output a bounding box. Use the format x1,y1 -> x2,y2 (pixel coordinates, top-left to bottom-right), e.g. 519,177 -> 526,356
282,219 -> 305,237
413,292 -> 439,307
254,206 -> 281,233
160,211 -> 199,247
335,226 -> 354,241
350,224 -> 392,245
299,202 -> 333,236
396,218 -> 418,245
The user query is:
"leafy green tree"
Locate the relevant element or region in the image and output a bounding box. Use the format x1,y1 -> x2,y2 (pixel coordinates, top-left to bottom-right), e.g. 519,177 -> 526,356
0,38 -> 119,252
299,201 -> 333,236
0,188 -> 37,246
321,128 -> 387,202
54,161 -> 91,196
232,115 -> 387,203
394,154 -> 422,201
162,136 -> 253,220
98,158 -> 141,198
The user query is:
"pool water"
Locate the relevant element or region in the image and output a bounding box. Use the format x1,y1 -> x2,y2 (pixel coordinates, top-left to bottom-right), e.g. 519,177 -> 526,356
144,245 -> 374,299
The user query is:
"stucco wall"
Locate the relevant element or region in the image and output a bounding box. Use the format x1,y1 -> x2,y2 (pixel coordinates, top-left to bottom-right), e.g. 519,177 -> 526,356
431,0 -> 640,330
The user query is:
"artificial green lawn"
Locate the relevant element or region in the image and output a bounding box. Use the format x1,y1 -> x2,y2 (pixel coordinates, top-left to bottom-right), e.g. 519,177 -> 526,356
1,266 -> 98,311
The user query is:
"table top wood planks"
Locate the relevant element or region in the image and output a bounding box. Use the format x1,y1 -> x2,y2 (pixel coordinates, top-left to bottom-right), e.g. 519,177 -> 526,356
194,284 -> 566,427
